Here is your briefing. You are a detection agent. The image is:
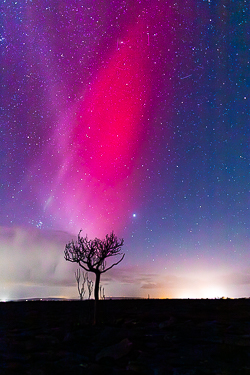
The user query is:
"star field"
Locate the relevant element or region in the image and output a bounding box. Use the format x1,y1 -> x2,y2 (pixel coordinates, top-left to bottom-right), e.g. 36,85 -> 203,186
0,0 -> 249,300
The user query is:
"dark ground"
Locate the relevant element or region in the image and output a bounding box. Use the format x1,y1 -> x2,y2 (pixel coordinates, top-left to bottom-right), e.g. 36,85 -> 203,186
0,298 -> 250,374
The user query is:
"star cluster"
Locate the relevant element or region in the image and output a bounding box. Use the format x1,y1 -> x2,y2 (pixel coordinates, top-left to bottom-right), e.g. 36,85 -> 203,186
0,0 -> 249,299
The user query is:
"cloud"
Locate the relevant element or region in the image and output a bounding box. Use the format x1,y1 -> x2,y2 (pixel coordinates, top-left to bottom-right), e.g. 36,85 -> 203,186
218,272 -> 250,286
104,266 -> 159,285
0,225 -> 76,288
164,275 -> 200,288
141,283 -> 161,289
103,267 -> 166,294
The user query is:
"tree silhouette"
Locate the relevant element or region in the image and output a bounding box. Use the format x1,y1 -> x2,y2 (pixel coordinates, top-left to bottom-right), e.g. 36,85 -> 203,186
75,268 -> 87,300
64,230 -> 125,323
87,276 -> 93,299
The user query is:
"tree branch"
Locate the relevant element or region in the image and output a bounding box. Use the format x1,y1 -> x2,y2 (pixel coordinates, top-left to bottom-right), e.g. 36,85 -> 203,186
79,262 -> 91,272
101,253 -> 125,273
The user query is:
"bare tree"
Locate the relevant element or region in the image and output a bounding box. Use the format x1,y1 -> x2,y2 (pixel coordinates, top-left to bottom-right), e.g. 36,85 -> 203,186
87,277 -> 93,299
99,285 -> 105,300
75,268 -> 87,300
64,231 -> 125,323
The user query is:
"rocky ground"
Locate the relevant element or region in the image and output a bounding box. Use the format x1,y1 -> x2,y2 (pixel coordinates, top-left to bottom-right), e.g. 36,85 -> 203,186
0,299 -> 250,374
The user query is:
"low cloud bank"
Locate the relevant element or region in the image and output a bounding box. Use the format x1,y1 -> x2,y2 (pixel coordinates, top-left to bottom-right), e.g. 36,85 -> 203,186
0,226 -> 249,300
0,226 -> 78,299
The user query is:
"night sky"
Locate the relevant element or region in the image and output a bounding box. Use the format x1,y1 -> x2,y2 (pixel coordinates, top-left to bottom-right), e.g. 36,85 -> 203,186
1,0 -> 249,300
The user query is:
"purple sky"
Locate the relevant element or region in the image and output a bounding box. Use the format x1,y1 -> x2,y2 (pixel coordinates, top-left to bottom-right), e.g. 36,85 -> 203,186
0,0 -> 249,300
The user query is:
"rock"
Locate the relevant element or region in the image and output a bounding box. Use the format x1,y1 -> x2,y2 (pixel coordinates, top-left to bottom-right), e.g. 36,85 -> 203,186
240,368 -> 250,375
95,338 -> 132,361
63,329 -> 88,343
28,369 -> 45,375
95,325 -> 120,345
127,360 -> 153,375
86,363 -> 103,375
224,334 -> 250,347
35,334 -> 59,346
159,317 -> 176,329
145,341 -> 158,348
54,352 -> 90,369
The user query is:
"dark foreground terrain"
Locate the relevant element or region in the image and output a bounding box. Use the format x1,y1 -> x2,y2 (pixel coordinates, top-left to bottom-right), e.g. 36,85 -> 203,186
0,298 -> 250,374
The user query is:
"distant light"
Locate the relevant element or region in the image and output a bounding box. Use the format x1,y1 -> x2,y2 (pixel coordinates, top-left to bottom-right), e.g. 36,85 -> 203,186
0,297 -> 9,302
178,285 -> 226,299
132,213 -> 136,218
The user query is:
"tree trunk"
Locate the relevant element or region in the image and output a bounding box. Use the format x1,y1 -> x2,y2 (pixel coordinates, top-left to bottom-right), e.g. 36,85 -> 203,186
94,271 -> 101,325
94,271 -> 100,301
